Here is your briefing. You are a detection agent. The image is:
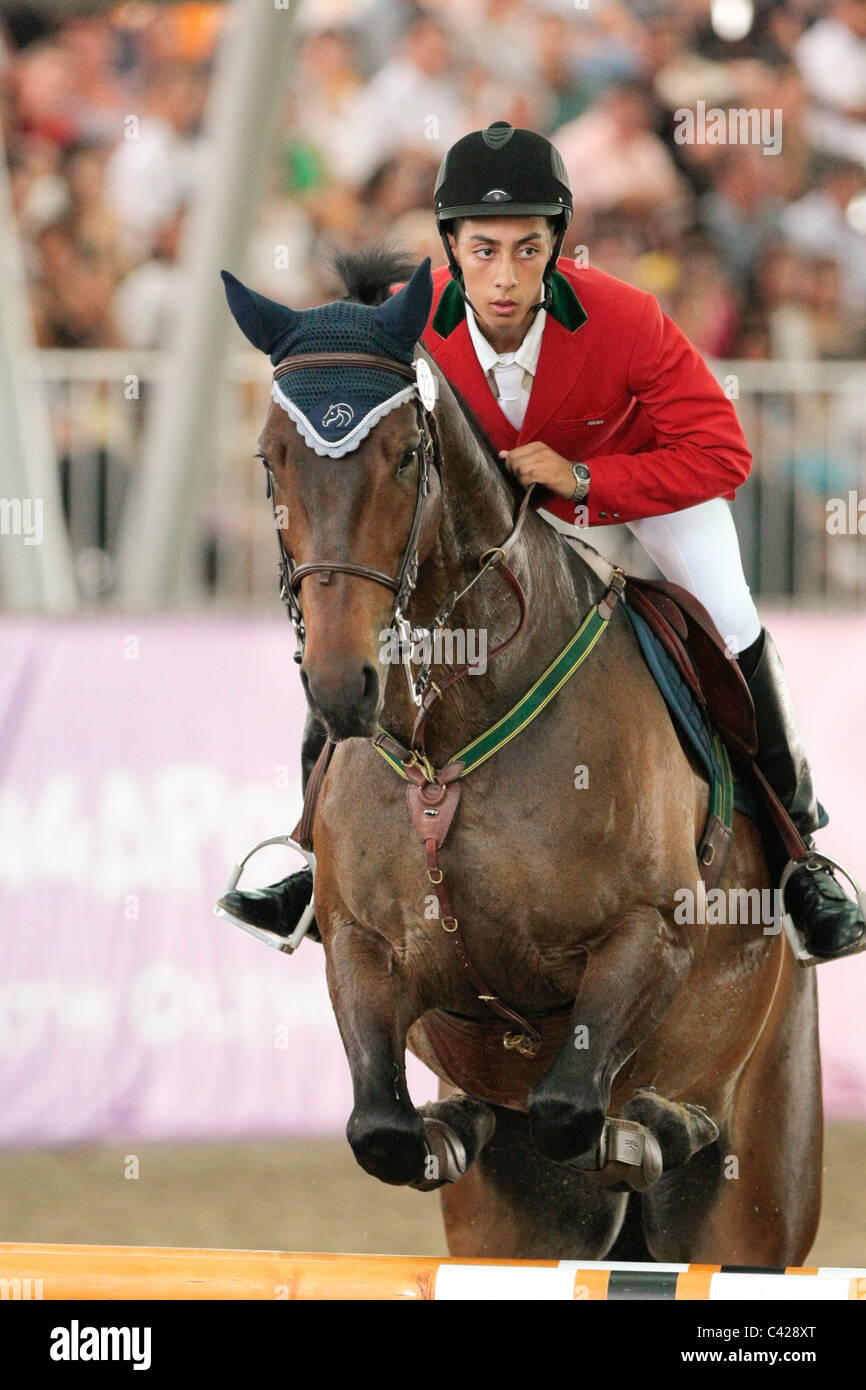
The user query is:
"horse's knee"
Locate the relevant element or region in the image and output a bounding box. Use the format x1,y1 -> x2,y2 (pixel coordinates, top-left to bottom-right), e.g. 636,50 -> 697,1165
527,1085 -> 606,1164
346,1106 -> 428,1186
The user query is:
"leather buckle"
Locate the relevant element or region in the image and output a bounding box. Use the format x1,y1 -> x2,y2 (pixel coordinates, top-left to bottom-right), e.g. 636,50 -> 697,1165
479,545 -> 506,568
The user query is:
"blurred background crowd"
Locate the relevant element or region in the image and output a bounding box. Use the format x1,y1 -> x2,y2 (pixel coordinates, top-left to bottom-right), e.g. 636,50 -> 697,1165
2,0 -> 866,360
2,0 -> 865,607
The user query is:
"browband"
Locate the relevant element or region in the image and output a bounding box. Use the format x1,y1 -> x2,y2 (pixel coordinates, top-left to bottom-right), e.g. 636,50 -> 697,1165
273,352 -> 418,383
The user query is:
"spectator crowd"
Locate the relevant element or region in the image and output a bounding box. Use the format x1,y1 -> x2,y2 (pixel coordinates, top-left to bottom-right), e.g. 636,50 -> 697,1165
2,0 -> 866,362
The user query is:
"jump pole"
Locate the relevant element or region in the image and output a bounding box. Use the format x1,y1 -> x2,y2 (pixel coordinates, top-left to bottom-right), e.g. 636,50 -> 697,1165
1,1246 -> 864,1300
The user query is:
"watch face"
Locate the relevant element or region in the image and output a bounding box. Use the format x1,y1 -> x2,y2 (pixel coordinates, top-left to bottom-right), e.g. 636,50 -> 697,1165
572,463 -> 589,500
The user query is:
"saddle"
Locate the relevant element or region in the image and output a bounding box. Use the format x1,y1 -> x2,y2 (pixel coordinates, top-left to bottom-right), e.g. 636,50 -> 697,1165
624,576 -> 757,761
620,573 -> 820,877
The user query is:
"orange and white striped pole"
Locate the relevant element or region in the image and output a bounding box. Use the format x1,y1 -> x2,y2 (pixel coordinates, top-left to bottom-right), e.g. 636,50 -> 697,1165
0,1246 -> 864,1301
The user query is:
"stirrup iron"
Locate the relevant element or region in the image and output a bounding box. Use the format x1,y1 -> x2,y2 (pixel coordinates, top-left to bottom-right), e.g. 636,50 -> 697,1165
213,834 -> 316,954
778,850 -> 866,966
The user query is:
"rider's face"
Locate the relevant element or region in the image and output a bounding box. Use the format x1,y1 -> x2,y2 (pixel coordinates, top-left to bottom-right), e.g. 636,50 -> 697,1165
446,216 -> 553,347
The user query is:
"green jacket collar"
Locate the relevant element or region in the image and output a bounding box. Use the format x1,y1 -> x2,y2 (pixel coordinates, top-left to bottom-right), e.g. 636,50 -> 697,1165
431,269 -> 587,339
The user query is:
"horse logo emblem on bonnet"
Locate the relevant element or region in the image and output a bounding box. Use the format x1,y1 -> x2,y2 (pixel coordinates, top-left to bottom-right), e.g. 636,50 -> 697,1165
322,403 -> 355,429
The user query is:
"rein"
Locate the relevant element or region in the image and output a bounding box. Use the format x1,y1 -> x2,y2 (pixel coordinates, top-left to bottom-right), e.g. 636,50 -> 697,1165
270,347 -> 625,1057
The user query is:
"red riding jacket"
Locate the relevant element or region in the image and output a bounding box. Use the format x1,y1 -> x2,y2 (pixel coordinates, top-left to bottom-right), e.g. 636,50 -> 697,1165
416,259 -> 752,527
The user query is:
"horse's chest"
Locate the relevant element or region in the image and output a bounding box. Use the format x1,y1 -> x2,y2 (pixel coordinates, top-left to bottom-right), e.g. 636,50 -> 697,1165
317,749 -> 619,937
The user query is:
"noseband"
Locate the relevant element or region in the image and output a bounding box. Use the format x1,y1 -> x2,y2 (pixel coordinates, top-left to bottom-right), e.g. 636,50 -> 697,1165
264,349 -> 535,719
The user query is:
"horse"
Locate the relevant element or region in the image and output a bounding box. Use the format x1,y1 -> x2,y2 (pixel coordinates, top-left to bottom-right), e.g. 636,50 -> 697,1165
223,248 -> 821,1263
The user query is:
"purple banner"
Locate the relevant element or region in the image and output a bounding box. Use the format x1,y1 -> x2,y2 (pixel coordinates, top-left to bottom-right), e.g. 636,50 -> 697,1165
0,615 -> 864,1144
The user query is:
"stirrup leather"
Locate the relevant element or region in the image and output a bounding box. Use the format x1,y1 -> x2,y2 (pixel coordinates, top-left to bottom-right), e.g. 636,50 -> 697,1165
778,850 -> 866,966
213,834 -> 316,955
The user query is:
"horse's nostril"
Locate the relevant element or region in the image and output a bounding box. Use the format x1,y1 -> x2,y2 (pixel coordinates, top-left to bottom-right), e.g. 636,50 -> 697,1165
361,663 -> 379,707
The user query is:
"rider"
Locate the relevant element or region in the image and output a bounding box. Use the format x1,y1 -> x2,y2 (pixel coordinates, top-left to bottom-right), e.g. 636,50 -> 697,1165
218,121 -> 864,963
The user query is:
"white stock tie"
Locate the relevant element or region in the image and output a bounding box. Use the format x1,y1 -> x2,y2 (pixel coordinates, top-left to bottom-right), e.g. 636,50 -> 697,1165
491,358 -> 526,430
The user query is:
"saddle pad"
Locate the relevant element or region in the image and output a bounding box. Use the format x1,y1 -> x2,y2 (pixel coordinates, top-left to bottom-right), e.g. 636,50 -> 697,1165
624,602 -> 759,823
625,576 -> 758,758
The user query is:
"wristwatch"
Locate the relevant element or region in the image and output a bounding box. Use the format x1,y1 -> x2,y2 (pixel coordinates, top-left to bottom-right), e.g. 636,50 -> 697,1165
570,461 -> 591,502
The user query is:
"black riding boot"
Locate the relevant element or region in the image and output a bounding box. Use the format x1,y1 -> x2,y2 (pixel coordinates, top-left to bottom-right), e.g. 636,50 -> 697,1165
216,712 -> 327,944
739,629 -> 865,961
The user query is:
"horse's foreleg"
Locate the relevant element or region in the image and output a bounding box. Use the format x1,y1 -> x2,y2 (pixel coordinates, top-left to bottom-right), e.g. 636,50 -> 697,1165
528,910 -> 690,1166
326,925 -> 496,1188
325,923 -> 429,1185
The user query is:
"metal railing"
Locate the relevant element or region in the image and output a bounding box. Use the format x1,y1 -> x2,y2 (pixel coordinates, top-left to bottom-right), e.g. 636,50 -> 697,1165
20,352 -> 866,611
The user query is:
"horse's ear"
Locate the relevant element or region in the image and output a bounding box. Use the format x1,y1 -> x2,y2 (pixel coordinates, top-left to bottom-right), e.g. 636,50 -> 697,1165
371,257 -> 433,352
221,270 -> 299,358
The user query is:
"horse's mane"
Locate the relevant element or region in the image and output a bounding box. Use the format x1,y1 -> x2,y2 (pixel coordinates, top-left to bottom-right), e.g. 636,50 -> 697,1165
332,243 -> 521,501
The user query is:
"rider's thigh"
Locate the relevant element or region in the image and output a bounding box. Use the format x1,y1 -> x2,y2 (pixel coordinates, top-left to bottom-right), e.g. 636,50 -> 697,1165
627,498 -> 761,655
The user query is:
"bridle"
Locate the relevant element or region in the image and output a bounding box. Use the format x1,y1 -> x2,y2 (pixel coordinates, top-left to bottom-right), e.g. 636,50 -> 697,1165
264,350 -> 536,737
269,353 -> 436,677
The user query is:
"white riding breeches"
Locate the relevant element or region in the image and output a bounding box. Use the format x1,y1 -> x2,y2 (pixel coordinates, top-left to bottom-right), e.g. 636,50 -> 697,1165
541,497 -> 763,655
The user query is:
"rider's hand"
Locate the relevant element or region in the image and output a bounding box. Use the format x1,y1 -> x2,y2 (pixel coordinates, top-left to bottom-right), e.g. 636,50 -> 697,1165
498,443 -> 576,499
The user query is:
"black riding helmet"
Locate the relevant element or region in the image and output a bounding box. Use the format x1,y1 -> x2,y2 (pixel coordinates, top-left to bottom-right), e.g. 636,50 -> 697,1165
434,120 -> 573,314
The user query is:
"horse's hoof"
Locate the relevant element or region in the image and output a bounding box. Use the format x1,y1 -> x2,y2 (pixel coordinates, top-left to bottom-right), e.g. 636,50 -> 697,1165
420,1095 -> 496,1158
621,1088 -> 719,1170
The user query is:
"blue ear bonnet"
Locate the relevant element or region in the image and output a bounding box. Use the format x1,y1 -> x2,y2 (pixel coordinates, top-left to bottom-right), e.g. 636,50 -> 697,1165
270,301 -> 417,457
221,258 -> 434,458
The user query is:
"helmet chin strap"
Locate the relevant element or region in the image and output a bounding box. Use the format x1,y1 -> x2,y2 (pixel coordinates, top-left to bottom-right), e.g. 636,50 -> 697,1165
533,222 -> 568,313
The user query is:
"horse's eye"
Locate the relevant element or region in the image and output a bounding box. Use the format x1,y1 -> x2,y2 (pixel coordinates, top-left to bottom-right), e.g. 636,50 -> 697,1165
397,445 -> 418,475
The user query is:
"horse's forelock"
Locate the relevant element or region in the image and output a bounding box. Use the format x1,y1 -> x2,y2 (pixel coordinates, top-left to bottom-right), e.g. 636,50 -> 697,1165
333,244 -> 420,307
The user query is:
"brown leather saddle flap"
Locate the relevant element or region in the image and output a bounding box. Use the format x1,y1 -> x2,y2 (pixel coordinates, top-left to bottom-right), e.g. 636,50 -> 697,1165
625,575 -> 758,760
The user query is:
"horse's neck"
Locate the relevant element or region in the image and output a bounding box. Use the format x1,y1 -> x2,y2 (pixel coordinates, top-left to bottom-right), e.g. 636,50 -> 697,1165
379,393 -> 601,764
